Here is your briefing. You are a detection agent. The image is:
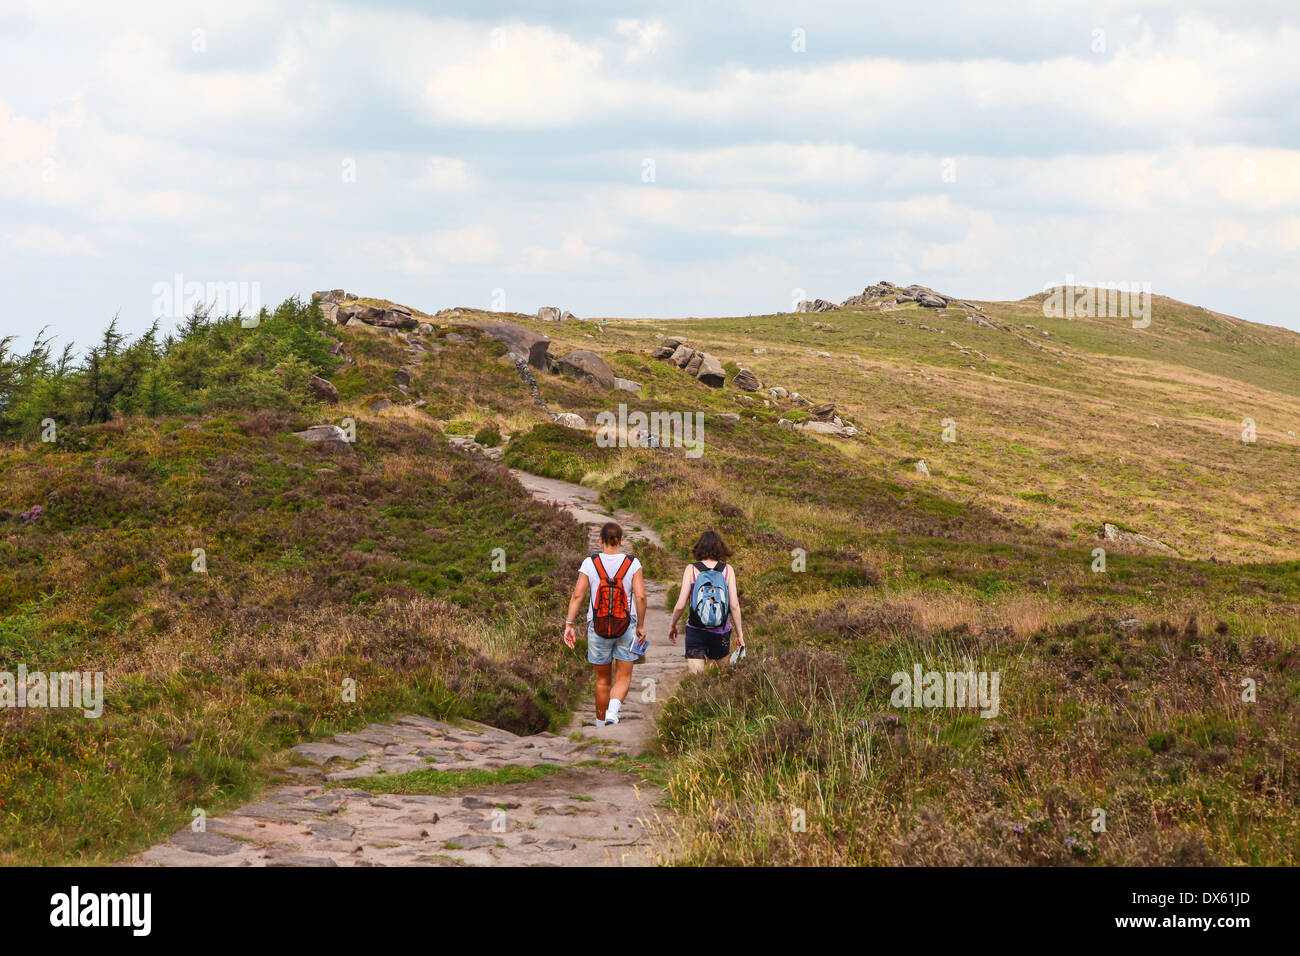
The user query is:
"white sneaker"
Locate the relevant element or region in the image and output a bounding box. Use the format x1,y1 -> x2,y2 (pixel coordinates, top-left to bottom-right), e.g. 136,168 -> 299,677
594,718 -> 606,727
606,699 -> 622,725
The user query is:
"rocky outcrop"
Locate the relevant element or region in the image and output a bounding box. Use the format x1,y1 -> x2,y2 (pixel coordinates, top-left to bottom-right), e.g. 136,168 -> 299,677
555,350 -> 615,389
554,413 -> 587,429
336,301 -> 418,330
797,299 -> 837,313
732,368 -> 760,392
808,403 -> 836,423
652,337 -> 726,388
797,421 -> 858,438
459,320 -> 553,372
538,306 -> 561,322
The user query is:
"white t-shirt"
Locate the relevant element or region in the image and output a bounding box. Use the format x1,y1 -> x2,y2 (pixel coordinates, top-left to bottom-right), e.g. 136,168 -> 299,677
579,552 -> 642,624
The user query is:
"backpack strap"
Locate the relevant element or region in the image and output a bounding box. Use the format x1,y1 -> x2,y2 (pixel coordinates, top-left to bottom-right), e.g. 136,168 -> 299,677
610,555 -> 633,583
591,553 -> 614,585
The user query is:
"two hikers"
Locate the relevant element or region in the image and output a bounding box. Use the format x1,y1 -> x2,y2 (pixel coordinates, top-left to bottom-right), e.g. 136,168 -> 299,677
668,530 -> 744,672
563,522 -> 646,726
564,526 -> 745,723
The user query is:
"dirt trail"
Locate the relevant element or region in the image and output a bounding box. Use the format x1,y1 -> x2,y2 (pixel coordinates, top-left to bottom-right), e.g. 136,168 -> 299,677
131,470 -> 685,868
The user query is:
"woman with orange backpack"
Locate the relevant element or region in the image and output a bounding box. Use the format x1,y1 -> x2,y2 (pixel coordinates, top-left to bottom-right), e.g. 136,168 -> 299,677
562,521 -> 647,726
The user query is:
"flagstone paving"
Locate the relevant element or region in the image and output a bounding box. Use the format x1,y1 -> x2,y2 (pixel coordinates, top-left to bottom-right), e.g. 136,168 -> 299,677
131,470 -> 685,867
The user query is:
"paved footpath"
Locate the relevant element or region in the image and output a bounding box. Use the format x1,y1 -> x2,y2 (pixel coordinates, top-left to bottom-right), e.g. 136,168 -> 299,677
130,470 -> 685,867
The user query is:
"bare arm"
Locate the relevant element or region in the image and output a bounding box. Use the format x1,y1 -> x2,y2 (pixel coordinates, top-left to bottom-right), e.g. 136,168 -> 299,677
668,565 -> 692,642
562,573 -> 589,649
727,565 -> 744,646
633,569 -> 647,640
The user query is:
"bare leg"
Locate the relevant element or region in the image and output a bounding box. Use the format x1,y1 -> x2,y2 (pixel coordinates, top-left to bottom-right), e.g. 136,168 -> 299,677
687,658 -> 706,675
611,659 -> 634,704
593,663 -> 612,720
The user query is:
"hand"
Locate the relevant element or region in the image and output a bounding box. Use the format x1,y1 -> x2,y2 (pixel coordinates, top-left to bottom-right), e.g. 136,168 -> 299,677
636,625 -> 647,644
668,624 -> 678,644
563,622 -> 576,649
736,631 -> 746,647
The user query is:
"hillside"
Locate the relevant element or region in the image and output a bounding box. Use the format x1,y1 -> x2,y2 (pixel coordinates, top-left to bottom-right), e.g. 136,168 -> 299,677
1,285 -> 1296,865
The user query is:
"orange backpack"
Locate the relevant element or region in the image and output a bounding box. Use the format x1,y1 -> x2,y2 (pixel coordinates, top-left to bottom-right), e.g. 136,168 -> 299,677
591,553 -> 633,638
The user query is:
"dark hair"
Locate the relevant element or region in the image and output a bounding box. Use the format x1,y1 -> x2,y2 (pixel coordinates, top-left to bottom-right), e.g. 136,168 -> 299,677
691,529 -> 732,562
600,522 -> 623,545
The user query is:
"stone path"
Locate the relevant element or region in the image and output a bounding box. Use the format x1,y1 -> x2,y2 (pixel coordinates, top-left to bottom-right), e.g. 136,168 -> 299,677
130,470 -> 685,867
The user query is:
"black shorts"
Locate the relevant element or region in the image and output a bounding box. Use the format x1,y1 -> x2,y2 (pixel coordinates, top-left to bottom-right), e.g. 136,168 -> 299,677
685,625 -> 730,660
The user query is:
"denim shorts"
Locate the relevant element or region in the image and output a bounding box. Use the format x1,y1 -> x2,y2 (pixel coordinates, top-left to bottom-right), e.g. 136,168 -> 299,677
587,622 -> 639,665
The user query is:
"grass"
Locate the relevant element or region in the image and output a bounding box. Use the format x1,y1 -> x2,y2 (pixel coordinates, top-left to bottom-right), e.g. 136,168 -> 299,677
330,763 -> 563,795
3,286 -> 1298,866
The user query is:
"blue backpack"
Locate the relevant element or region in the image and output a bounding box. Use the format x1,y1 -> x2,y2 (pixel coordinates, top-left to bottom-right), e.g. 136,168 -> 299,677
689,562 -> 730,628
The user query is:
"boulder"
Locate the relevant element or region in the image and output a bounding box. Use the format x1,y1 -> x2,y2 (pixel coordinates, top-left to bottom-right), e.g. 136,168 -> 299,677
732,368 -> 760,392
369,398 -> 393,412
809,403 -> 836,422
555,350 -> 615,389
561,310 -> 578,322
376,309 -> 418,330
394,367 -> 411,387
308,374 -> 339,404
555,413 -> 587,429
684,352 -> 704,377
538,306 -> 561,322
459,321 -> 552,372
768,386 -> 789,399
614,377 -> 642,393
1101,523 -> 1177,555
292,425 -> 351,448
313,289 -> 346,304
415,323 -> 434,335
790,393 -> 812,408
695,353 -> 725,387
917,293 -> 947,308
798,421 -> 856,437
914,459 -> 930,476
670,344 -> 697,368
652,338 -> 684,360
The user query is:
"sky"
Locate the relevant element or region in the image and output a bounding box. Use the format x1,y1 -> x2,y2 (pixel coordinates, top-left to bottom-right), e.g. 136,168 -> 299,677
2,0 -> 1299,353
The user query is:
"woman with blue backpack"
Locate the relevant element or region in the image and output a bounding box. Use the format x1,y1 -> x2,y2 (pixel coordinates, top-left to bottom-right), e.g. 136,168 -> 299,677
668,530 -> 745,672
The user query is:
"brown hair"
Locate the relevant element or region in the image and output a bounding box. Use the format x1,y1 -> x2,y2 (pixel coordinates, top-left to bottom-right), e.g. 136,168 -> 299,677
600,522 -> 623,545
691,529 -> 732,562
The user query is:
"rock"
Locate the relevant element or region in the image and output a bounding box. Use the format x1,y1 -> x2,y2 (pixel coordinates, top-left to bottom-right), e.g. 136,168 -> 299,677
170,830 -> 241,856
777,418 -> 795,428
808,403 -> 835,422
1101,523 -> 1177,555
695,353 -> 725,387
914,459 -> 930,476
790,393 -> 812,408
917,293 -> 947,308
555,350 -> 615,389
768,386 -> 789,399
415,323 -> 434,335
561,310 -> 578,322
797,299 -> 837,313
313,289 -> 346,304
445,332 -> 471,343
394,367 -> 411,387
753,347 -> 768,355
554,413 -> 587,429
345,317 -> 367,328
369,398 -> 393,412
614,377 -> 642,393
718,413 -> 740,422
684,352 -> 704,376
538,306 -> 561,322
670,344 -> 697,368
732,368 -> 760,392
320,301 -> 339,324
308,374 -> 339,404
798,421 -> 856,437
292,425 -> 351,447
327,340 -> 345,356
459,321 -> 553,372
